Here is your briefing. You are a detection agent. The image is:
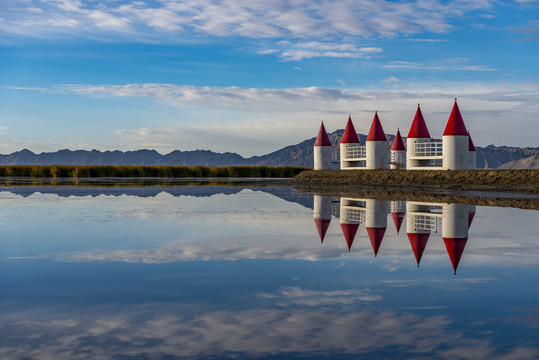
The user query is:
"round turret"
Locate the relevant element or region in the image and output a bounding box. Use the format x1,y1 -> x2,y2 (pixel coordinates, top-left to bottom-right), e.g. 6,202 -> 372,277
390,128 -> 406,169
442,99 -> 469,170
313,122 -> 333,170
366,112 -> 388,169
406,104 -> 432,169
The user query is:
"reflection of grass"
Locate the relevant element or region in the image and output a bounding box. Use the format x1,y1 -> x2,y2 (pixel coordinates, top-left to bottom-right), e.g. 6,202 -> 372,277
0,165 -> 308,179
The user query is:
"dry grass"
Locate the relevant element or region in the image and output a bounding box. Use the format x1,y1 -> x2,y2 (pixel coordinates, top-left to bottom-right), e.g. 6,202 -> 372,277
291,169 -> 539,193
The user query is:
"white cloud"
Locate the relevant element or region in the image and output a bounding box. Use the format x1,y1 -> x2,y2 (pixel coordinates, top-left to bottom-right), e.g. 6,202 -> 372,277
4,80 -> 539,154
383,76 -> 400,83
1,0 -> 493,43
1,304 -> 536,359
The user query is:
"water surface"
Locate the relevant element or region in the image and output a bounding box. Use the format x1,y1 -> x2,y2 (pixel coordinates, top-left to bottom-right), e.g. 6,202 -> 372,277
0,184 -> 537,359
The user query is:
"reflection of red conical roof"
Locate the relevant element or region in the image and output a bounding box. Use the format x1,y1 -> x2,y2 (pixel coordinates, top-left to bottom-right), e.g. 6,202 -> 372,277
407,233 -> 430,266
391,212 -> 405,234
314,219 -> 331,243
443,237 -> 468,274
341,223 -> 359,251
468,131 -> 476,151
341,115 -> 360,144
408,105 -> 431,139
468,211 -> 475,229
391,129 -> 406,151
367,227 -> 386,257
367,112 -> 387,141
315,122 -> 332,146
443,100 -> 468,136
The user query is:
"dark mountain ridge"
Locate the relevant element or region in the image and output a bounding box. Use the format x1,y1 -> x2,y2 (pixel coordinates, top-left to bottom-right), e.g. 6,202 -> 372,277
1,131 -> 537,169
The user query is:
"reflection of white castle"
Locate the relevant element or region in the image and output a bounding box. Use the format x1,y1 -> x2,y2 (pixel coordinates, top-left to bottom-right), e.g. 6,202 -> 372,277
313,195 -> 476,273
313,100 -> 477,171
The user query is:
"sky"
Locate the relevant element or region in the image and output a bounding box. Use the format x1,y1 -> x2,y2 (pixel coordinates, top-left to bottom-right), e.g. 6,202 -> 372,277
0,0 -> 538,156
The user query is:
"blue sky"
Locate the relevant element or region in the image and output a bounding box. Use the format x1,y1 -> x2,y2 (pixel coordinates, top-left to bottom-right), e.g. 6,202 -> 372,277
1,0 -> 538,156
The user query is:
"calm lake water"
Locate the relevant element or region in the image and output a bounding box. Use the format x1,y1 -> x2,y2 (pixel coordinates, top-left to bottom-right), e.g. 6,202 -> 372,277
0,184 -> 537,359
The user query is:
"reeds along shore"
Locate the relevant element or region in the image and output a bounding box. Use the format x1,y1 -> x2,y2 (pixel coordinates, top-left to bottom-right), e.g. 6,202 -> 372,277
0,165 -> 308,178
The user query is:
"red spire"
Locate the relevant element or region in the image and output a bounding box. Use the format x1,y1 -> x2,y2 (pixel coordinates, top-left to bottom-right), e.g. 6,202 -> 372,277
314,122 -> 332,146
340,115 -> 360,144
407,105 -> 431,138
443,237 -> 468,274
340,223 -> 359,252
408,233 -> 430,267
391,212 -> 405,234
367,227 -> 386,257
443,99 -> 468,136
391,129 -> 406,151
314,219 -> 331,243
468,131 -> 476,151
367,112 -> 387,141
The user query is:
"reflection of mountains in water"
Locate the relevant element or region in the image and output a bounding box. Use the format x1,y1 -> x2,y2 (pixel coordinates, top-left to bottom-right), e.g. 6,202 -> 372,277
0,185 -> 314,209
314,196 -> 476,274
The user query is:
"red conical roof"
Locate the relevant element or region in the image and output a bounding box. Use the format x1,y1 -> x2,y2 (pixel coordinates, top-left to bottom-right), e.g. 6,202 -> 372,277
408,105 -> 431,139
367,227 -> 386,257
340,223 -> 359,252
391,212 -> 405,234
443,237 -> 468,274
468,131 -> 476,151
408,233 -> 430,267
314,219 -> 331,243
443,99 -> 468,136
391,129 -> 406,151
340,115 -> 360,144
314,122 -> 332,146
367,112 -> 387,141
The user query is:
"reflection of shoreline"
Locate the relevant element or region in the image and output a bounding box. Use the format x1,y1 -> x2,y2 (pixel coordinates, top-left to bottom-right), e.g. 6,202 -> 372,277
297,184 -> 539,210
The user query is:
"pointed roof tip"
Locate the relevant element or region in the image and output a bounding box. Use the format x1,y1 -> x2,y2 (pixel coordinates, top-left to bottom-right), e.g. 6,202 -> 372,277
367,111 -> 387,141
315,122 -> 332,146
314,219 -> 331,242
391,129 -> 406,151
341,115 -> 360,144
443,99 -> 468,136
444,237 -> 468,274
408,104 -> 431,138
408,233 -> 430,267
367,227 -> 386,257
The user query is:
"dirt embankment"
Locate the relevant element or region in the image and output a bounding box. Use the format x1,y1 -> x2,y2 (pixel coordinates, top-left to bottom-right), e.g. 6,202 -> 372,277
291,169 -> 539,194
293,184 -> 539,210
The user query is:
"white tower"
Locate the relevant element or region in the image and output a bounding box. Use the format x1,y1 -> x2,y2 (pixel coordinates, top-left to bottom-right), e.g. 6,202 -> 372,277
340,115 -> 361,170
366,112 -> 388,169
390,129 -> 406,169
406,105 -> 432,169
468,131 -> 477,170
442,99 -> 469,170
313,122 -> 333,170
365,199 -> 388,257
313,195 -> 332,244
442,203 -> 469,274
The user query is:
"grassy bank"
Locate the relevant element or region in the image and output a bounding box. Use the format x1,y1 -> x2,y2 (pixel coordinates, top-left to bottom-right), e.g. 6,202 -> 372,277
0,165 -> 308,178
291,169 -> 539,193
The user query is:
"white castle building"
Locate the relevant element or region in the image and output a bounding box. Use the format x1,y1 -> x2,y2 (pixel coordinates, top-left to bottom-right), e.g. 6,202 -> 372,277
313,100 -> 477,170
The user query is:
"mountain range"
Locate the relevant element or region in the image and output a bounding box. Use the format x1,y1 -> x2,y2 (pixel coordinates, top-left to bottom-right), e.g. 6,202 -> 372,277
1,130 -> 537,169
